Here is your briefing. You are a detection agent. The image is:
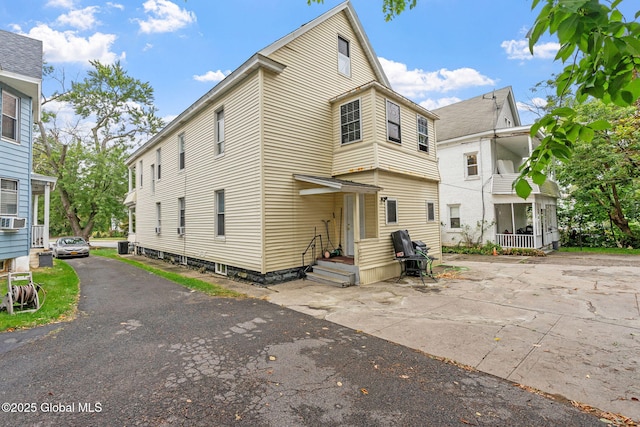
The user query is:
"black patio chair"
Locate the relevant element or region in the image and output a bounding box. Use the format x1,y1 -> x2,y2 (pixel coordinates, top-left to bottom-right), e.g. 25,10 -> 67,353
391,230 -> 437,285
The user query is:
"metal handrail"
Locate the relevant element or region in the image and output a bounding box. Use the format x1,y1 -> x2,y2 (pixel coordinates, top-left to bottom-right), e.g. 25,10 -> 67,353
301,231 -> 323,278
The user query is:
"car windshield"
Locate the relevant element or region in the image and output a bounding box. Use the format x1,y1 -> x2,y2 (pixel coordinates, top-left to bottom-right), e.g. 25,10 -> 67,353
61,238 -> 86,245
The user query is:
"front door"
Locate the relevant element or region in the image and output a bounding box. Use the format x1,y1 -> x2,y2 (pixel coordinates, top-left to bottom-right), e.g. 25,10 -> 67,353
344,194 -> 355,256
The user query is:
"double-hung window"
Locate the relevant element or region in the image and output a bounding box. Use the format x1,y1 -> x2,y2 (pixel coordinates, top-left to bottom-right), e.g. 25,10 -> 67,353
178,133 -> 185,170
386,100 -> 401,143
340,99 -> 360,144
417,115 -> 429,152
449,205 -> 461,229
216,109 -> 225,155
178,197 -> 185,234
337,36 -> 350,77
215,190 -> 225,237
0,179 -> 18,215
465,153 -> 478,177
150,164 -> 155,194
2,91 -> 19,142
155,202 -> 161,233
138,160 -> 143,188
156,148 -> 162,180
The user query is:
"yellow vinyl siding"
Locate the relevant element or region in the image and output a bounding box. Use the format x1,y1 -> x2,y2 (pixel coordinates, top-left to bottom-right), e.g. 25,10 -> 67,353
334,170 -> 441,285
134,75 -> 264,271
261,11 -> 379,272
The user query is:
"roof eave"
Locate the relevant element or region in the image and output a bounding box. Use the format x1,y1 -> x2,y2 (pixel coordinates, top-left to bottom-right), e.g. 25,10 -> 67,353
126,53 -> 286,165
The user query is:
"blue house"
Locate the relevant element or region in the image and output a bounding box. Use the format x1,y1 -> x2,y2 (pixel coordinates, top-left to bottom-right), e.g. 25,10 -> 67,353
0,30 -> 56,273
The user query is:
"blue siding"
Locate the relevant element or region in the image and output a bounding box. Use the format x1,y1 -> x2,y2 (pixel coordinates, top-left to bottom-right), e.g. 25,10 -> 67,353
0,84 -> 33,261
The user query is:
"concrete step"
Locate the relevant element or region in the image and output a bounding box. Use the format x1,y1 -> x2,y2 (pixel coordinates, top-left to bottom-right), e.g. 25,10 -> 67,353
305,265 -> 355,288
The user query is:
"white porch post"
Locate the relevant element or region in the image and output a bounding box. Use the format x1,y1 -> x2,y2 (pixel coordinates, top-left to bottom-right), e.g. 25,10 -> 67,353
33,194 -> 39,226
43,183 -> 51,249
510,203 -> 515,233
527,135 -> 533,156
128,208 -> 133,236
128,167 -> 133,192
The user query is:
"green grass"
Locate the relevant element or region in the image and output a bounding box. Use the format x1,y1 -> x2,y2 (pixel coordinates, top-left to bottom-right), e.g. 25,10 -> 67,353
0,260 -> 79,332
92,248 -> 244,298
559,246 -> 640,255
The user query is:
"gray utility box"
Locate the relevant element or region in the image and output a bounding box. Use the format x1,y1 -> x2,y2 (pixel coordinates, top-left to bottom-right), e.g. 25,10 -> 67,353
39,252 -> 53,267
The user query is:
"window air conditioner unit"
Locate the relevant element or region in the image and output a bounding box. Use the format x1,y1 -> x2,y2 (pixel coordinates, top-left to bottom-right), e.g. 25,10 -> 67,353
177,226 -> 185,235
155,227 -> 161,234
0,217 -> 26,230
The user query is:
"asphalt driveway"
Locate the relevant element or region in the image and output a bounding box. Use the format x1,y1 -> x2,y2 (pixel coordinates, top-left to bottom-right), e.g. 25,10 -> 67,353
0,256 -> 606,426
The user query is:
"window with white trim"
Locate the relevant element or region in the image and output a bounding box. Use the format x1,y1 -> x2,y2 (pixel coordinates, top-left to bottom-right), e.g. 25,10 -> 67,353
0,179 -> 18,215
449,205 -> 461,229
215,190 -> 225,237
216,109 -> 225,155
215,263 -> 227,276
426,201 -> 435,222
386,100 -> 401,143
178,197 -> 185,234
178,133 -> 185,170
156,148 -> 162,180
418,115 -> 429,152
150,164 -> 155,194
337,36 -> 350,77
465,153 -> 478,177
2,91 -> 19,142
385,198 -> 398,225
155,202 -> 161,233
138,160 -> 143,188
340,99 -> 361,144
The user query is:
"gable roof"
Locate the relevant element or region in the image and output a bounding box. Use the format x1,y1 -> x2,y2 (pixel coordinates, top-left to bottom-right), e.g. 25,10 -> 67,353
128,1 -> 389,164
260,1 -> 390,88
432,86 -> 520,142
0,30 -> 43,120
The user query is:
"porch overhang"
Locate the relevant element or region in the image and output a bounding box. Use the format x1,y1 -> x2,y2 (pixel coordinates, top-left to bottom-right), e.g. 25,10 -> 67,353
294,174 -> 382,195
123,190 -> 137,207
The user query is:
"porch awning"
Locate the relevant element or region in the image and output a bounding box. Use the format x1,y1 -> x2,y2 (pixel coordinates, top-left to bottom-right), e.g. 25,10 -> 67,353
123,190 -> 137,206
294,174 -> 382,195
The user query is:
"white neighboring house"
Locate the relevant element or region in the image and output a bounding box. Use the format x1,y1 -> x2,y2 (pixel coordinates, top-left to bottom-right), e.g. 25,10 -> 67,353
434,86 -> 560,250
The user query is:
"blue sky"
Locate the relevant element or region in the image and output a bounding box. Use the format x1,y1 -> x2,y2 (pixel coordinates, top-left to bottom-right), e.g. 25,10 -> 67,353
2,0 -> 603,125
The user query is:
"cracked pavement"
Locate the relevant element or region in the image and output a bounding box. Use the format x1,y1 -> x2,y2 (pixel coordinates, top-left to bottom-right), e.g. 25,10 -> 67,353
0,255 -> 611,426
266,252 -> 640,422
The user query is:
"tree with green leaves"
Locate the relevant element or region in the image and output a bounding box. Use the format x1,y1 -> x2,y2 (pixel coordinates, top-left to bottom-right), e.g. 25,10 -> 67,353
556,100 -> 639,246
519,0 -> 640,198
34,60 -> 164,240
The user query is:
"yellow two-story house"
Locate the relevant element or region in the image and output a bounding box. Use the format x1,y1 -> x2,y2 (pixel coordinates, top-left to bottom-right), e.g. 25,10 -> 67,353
125,1 -> 441,286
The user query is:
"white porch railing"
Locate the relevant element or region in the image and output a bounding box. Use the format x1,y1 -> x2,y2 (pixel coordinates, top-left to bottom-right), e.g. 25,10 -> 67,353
32,225 -> 45,248
496,233 -> 535,249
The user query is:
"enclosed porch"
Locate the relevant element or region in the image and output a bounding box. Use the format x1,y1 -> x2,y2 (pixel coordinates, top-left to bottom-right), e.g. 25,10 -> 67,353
494,201 -> 558,249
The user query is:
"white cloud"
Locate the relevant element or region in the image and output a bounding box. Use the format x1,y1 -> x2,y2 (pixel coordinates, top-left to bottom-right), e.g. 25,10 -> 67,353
46,0 -> 75,8
24,24 -> 124,64
136,0 -> 196,34
193,70 -> 229,83
501,39 -> 560,60
419,97 -> 461,111
56,6 -> 100,31
107,2 -> 125,11
517,97 -> 547,112
379,57 -> 496,98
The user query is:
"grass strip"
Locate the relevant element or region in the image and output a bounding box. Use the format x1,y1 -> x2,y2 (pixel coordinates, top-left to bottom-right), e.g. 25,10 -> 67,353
559,246 -> 640,255
92,248 -> 244,298
0,260 -> 79,332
